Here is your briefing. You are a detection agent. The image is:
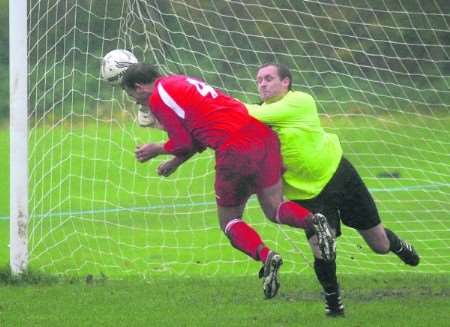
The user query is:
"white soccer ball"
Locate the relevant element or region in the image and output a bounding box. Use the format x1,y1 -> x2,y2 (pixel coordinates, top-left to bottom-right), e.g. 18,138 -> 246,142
101,49 -> 138,85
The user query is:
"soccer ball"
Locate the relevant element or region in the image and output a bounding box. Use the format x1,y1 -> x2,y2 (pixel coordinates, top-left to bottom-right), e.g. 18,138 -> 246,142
100,49 -> 138,85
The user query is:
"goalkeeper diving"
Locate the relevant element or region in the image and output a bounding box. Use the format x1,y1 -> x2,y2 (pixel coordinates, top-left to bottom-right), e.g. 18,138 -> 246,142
246,63 -> 420,316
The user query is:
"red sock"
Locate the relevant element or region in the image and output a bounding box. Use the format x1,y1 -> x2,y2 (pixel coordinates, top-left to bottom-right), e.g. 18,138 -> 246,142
276,201 -> 311,229
225,219 -> 270,263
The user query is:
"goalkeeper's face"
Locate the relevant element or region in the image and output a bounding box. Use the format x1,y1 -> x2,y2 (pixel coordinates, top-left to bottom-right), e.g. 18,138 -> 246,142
256,65 -> 289,103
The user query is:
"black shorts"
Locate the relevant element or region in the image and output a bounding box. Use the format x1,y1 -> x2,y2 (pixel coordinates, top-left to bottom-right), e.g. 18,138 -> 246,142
294,157 -> 381,238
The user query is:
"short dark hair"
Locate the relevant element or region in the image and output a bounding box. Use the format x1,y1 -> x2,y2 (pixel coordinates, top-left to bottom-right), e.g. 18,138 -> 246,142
258,63 -> 293,90
121,63 -> 161,89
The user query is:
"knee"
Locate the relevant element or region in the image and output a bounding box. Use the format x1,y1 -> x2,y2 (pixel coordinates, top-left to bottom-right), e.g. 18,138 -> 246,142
222,218 -> 242,235
265,210 -> 278,223
359,225 -> 391,254
260,205 -> 278,223
220,216 -> 237,233
370,242 -> 390,254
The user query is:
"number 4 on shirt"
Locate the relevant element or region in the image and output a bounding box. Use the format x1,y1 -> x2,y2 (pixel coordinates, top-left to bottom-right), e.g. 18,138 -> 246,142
186,78 -> 218,98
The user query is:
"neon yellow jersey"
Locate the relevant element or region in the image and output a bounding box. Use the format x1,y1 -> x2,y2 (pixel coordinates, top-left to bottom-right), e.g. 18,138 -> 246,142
246,91 -> 342,200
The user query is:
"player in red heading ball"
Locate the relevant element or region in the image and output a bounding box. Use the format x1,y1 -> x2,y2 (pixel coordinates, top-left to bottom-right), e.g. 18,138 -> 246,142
121,63 -> 336,298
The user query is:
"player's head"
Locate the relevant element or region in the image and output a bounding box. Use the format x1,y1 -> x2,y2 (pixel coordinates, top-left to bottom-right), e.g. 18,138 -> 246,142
256,63 -> 292,103
121,63 -> 161,106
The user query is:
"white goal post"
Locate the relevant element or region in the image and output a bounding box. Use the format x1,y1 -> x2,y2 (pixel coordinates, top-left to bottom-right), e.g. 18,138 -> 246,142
10,0 -> 450,277
9,0 -> 28,275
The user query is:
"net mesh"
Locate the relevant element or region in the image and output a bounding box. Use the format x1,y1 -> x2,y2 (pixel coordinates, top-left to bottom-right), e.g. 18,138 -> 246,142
27,0 -> 450,277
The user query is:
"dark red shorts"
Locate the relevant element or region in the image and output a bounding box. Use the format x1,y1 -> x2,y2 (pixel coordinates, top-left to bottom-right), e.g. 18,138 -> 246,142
214,122 -> 283,207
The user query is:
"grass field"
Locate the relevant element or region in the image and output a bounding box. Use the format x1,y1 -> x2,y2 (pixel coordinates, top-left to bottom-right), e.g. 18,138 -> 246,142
1,113 -> 449,325
0,273 -> 449,326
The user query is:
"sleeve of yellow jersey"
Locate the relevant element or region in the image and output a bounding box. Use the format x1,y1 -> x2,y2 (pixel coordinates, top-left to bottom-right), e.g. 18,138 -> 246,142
245,92 -> 306,126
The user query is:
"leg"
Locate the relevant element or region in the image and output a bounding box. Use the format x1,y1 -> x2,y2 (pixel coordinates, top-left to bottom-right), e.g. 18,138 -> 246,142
291,159 -> 349,317
217,202 -> 246,231
332,158 -> 418,264
219,204 -> 283,299
215,128 -> 285,298
307,228 -> 337,260
358,223 -> 390,254
215,143 -> 285,298
384,227 -> 419,266
307,231 -> 344,317
358,224 -> 420,265
257,180 -> 336,261
336,158 -> 419,265
256,179 -> 309,225
218,203 -> 270,263
215,144 -> 272,263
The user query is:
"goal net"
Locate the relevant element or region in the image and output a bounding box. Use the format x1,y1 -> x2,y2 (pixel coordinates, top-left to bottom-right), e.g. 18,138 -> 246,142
24,0 -> 449,278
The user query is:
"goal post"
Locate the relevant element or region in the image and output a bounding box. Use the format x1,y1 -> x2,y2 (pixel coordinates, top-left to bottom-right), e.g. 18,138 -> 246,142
11,0 -> 450,278
9,0 -> 29,275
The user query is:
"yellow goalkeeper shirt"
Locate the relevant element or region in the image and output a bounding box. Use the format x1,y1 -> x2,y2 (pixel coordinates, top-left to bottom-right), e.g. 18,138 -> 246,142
246,91 -> 342,200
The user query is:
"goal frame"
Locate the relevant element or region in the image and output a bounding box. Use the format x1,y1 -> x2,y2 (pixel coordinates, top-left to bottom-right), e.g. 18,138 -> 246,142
9,0 -> 28,275
7,0 -> 449,277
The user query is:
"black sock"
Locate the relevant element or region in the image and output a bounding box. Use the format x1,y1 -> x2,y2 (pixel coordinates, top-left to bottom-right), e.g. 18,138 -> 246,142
314,258 -> 339,294
385,228 -> 402,252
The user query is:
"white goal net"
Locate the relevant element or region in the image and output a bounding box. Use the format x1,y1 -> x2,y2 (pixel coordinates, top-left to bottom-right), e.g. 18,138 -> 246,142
23,0 -> 449,278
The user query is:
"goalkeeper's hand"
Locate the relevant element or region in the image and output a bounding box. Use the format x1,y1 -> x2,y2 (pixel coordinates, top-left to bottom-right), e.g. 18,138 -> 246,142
138,108 -> 164,130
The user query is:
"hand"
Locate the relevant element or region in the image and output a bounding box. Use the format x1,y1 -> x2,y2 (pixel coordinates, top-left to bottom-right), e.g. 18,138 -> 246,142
157,157 -> 183,177
138,107 -> 165,130
135,143 -> 164,162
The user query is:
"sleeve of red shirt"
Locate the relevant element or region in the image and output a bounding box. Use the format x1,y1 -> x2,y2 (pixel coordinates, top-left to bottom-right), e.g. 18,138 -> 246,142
148,87 -> 195,156
149,97 -> 193,155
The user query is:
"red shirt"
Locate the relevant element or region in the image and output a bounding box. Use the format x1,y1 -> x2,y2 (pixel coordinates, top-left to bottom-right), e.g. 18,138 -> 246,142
148,75 -> 252,155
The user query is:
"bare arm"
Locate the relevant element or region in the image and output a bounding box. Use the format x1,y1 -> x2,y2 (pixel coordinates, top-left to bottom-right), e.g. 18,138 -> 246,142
135,143 -> 167,163
158,151 -> 197,177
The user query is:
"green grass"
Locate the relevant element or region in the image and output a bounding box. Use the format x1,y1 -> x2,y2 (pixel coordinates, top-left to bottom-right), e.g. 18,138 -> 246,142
1,113 -> 449,325
0,272 -> 449,326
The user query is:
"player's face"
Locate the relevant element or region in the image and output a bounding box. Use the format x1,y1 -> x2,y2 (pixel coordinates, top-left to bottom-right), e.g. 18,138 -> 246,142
256,66 -> 290,103
125,83 -> 153,107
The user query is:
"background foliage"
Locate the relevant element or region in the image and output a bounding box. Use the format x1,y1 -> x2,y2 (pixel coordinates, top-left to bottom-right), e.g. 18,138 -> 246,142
2,0 -> 449,122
